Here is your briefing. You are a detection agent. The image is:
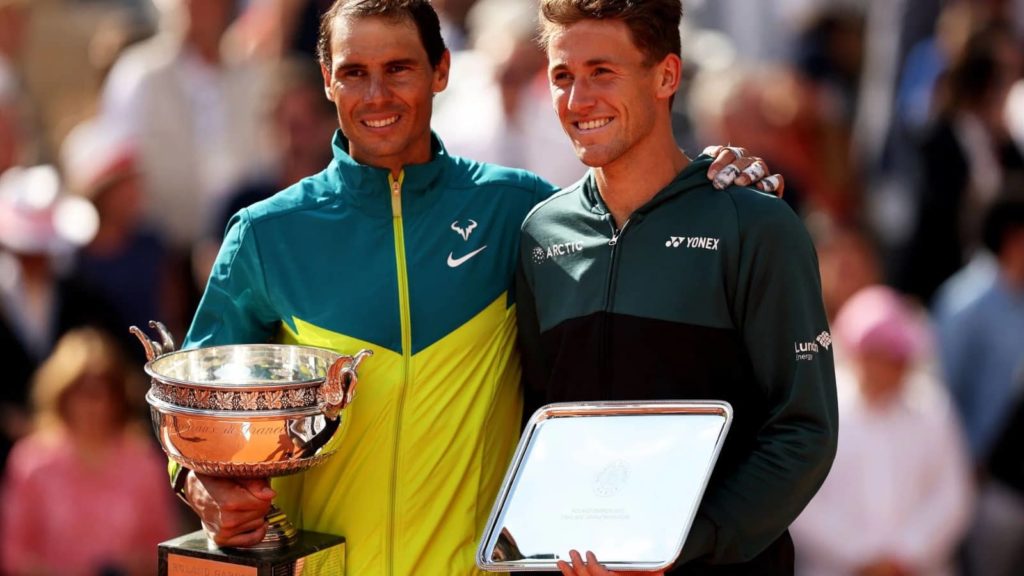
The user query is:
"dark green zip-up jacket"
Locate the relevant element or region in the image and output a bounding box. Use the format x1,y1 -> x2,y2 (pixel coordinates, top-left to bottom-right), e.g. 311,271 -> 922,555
516,156 -> 838,575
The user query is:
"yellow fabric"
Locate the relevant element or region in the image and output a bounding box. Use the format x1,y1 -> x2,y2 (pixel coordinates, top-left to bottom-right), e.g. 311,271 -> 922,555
272,294 -> 522,575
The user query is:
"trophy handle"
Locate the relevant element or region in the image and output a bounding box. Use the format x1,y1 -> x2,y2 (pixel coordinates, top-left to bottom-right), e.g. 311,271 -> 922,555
320,349 -> 373,420
129,320 -> 177,362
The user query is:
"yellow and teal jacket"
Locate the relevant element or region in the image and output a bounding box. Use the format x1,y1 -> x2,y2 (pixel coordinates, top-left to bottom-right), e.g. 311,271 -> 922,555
183,131 -> 557,574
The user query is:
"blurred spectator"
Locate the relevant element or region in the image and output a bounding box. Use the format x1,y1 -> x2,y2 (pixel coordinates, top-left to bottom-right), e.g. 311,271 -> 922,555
211,57 -> 336,231
980,371 -> 1024,576
61,117 -> 188,341
0,0 -> 36,174
226,0 -> 333,60
898,22 -> 1024,305
792,285 -> 974,576
809,216 -> 883,322
795,7 -> 865,125
0,164 -> 125,469
432,0 -> 581,187
193,56 -> 336,287
689,61 -> 857,221
433,0 -> 479,52
0,327 -> 176,576
99,0 -> 273,251
935,193 -> 1024,575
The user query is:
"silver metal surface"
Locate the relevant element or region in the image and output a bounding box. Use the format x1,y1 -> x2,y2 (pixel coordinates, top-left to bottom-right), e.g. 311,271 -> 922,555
131,322 -> 373,551
477,401 -> 733,572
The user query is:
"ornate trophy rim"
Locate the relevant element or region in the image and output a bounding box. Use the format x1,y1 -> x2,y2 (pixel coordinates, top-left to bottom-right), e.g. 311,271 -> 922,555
143,343 -> 343,390
146,392 -> 324,419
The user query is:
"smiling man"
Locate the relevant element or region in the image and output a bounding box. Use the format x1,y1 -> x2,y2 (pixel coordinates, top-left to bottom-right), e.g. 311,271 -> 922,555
516,1 -> 839,575
173,1 -> 785,574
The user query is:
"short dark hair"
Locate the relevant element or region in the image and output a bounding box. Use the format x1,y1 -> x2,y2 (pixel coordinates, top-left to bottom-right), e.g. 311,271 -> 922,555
317,0 -> 448,70
538,0 -> 683,66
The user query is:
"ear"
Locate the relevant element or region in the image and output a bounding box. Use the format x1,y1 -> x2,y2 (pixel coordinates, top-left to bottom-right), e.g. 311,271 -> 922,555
432,50 -> 452,95
655,53 -> 682,102
321,62 -> 334,101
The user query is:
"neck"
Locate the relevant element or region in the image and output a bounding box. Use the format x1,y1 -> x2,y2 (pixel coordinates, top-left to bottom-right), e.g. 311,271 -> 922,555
594,130 -> 689,228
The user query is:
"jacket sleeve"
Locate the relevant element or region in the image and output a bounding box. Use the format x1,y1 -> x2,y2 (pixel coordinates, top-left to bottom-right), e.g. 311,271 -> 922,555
686,193 -> 838,564
183,209 -> 279,349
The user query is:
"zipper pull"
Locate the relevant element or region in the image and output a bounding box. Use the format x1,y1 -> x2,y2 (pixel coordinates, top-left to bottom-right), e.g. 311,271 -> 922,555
608,218 -> 631,246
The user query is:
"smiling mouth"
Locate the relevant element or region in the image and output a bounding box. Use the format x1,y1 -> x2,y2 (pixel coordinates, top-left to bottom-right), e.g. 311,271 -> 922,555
575,118 -> 612,131
363,115 -> 400,128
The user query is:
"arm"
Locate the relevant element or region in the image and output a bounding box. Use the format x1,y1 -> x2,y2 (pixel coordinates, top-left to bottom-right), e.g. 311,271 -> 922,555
683,195 -> 838,564
175,210 -> 281,545
183,209 -> 279,349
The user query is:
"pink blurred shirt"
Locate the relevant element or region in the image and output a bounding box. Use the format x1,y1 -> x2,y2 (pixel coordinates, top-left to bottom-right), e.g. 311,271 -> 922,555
1,429 -> 178,575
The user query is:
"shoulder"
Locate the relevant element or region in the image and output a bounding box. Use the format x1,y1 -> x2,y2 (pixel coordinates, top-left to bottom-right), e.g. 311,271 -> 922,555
444,154 -> 558,199
521,176 -> 586,230
239,167 -> 339,225
718,185 -> 811,244
5,432 -> 65,479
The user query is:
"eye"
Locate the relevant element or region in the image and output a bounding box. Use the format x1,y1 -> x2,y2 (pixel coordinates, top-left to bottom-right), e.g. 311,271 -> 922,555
593,67 -> 613,77
387,64 -> 411,74
551,71 -> 573,84
342,69 -> 366,79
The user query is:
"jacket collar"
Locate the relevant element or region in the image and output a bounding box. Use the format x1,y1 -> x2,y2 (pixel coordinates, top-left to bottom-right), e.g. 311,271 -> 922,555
329,130 -> 450,214
580,155 -> 714,216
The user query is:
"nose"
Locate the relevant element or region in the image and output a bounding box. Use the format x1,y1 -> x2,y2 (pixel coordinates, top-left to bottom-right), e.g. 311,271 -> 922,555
365,73 -> 392,103
566,77 -> 595,113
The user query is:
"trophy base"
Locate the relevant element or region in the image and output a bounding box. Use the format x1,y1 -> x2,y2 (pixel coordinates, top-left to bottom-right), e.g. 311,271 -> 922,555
158,530 -> 344,576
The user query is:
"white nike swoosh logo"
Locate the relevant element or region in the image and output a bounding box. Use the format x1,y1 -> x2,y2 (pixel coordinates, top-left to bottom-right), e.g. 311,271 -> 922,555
447,245 -> 488,268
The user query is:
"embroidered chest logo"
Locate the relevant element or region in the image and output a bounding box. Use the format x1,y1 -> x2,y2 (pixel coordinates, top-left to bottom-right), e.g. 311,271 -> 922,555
451,219 -> 477,241
533,241 -> 585,264
448,219 -> 487,268
666,236 -> 720,251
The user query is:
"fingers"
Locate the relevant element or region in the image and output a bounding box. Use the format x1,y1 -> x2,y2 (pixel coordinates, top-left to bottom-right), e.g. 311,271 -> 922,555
205,520 -> 268,548
239,477 -> 276,501
732,159 -> 767,187
557,550 -> 619,576
708,153 -> 785,197
705,145 -> 747,184
756,173 -> 785,197
569,550 -> 591,576
187,473 -> 273,544
585,551 -> 615,575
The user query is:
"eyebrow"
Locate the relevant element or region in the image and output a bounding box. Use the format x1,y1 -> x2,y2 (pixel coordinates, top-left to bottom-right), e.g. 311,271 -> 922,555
335,58 -> 421,74
550,57 -> 619,71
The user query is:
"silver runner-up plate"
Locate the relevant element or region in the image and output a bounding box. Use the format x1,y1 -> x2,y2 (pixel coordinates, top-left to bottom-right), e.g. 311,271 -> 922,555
477,401 -> 732,572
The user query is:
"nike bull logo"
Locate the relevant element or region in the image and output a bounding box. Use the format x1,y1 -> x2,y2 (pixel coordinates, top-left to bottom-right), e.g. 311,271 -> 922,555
451,220 -> 477,241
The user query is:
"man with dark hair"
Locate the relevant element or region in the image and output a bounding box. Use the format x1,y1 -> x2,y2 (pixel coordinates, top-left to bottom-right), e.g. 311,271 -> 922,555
936,192 -> 1024,576
175,0 -> 784,573
518,1 -> 838,574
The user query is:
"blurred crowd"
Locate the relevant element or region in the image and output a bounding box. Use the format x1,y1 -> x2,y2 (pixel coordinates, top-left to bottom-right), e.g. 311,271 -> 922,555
0,0 -> 1021,574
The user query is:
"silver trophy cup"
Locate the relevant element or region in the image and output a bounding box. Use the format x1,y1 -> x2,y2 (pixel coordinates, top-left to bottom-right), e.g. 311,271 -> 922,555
132,322 -> 372,552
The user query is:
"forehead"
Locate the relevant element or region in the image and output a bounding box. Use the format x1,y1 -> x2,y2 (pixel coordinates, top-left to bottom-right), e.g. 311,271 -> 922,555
328,14 -> 427,66
545,19 -> 644,66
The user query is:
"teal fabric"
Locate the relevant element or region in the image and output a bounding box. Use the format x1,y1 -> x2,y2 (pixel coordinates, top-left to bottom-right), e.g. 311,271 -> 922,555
185,131 -> 557,354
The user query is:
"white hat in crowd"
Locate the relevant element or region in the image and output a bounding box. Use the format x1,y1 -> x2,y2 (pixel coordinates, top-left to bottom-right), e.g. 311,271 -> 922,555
0,165 -> 99,255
